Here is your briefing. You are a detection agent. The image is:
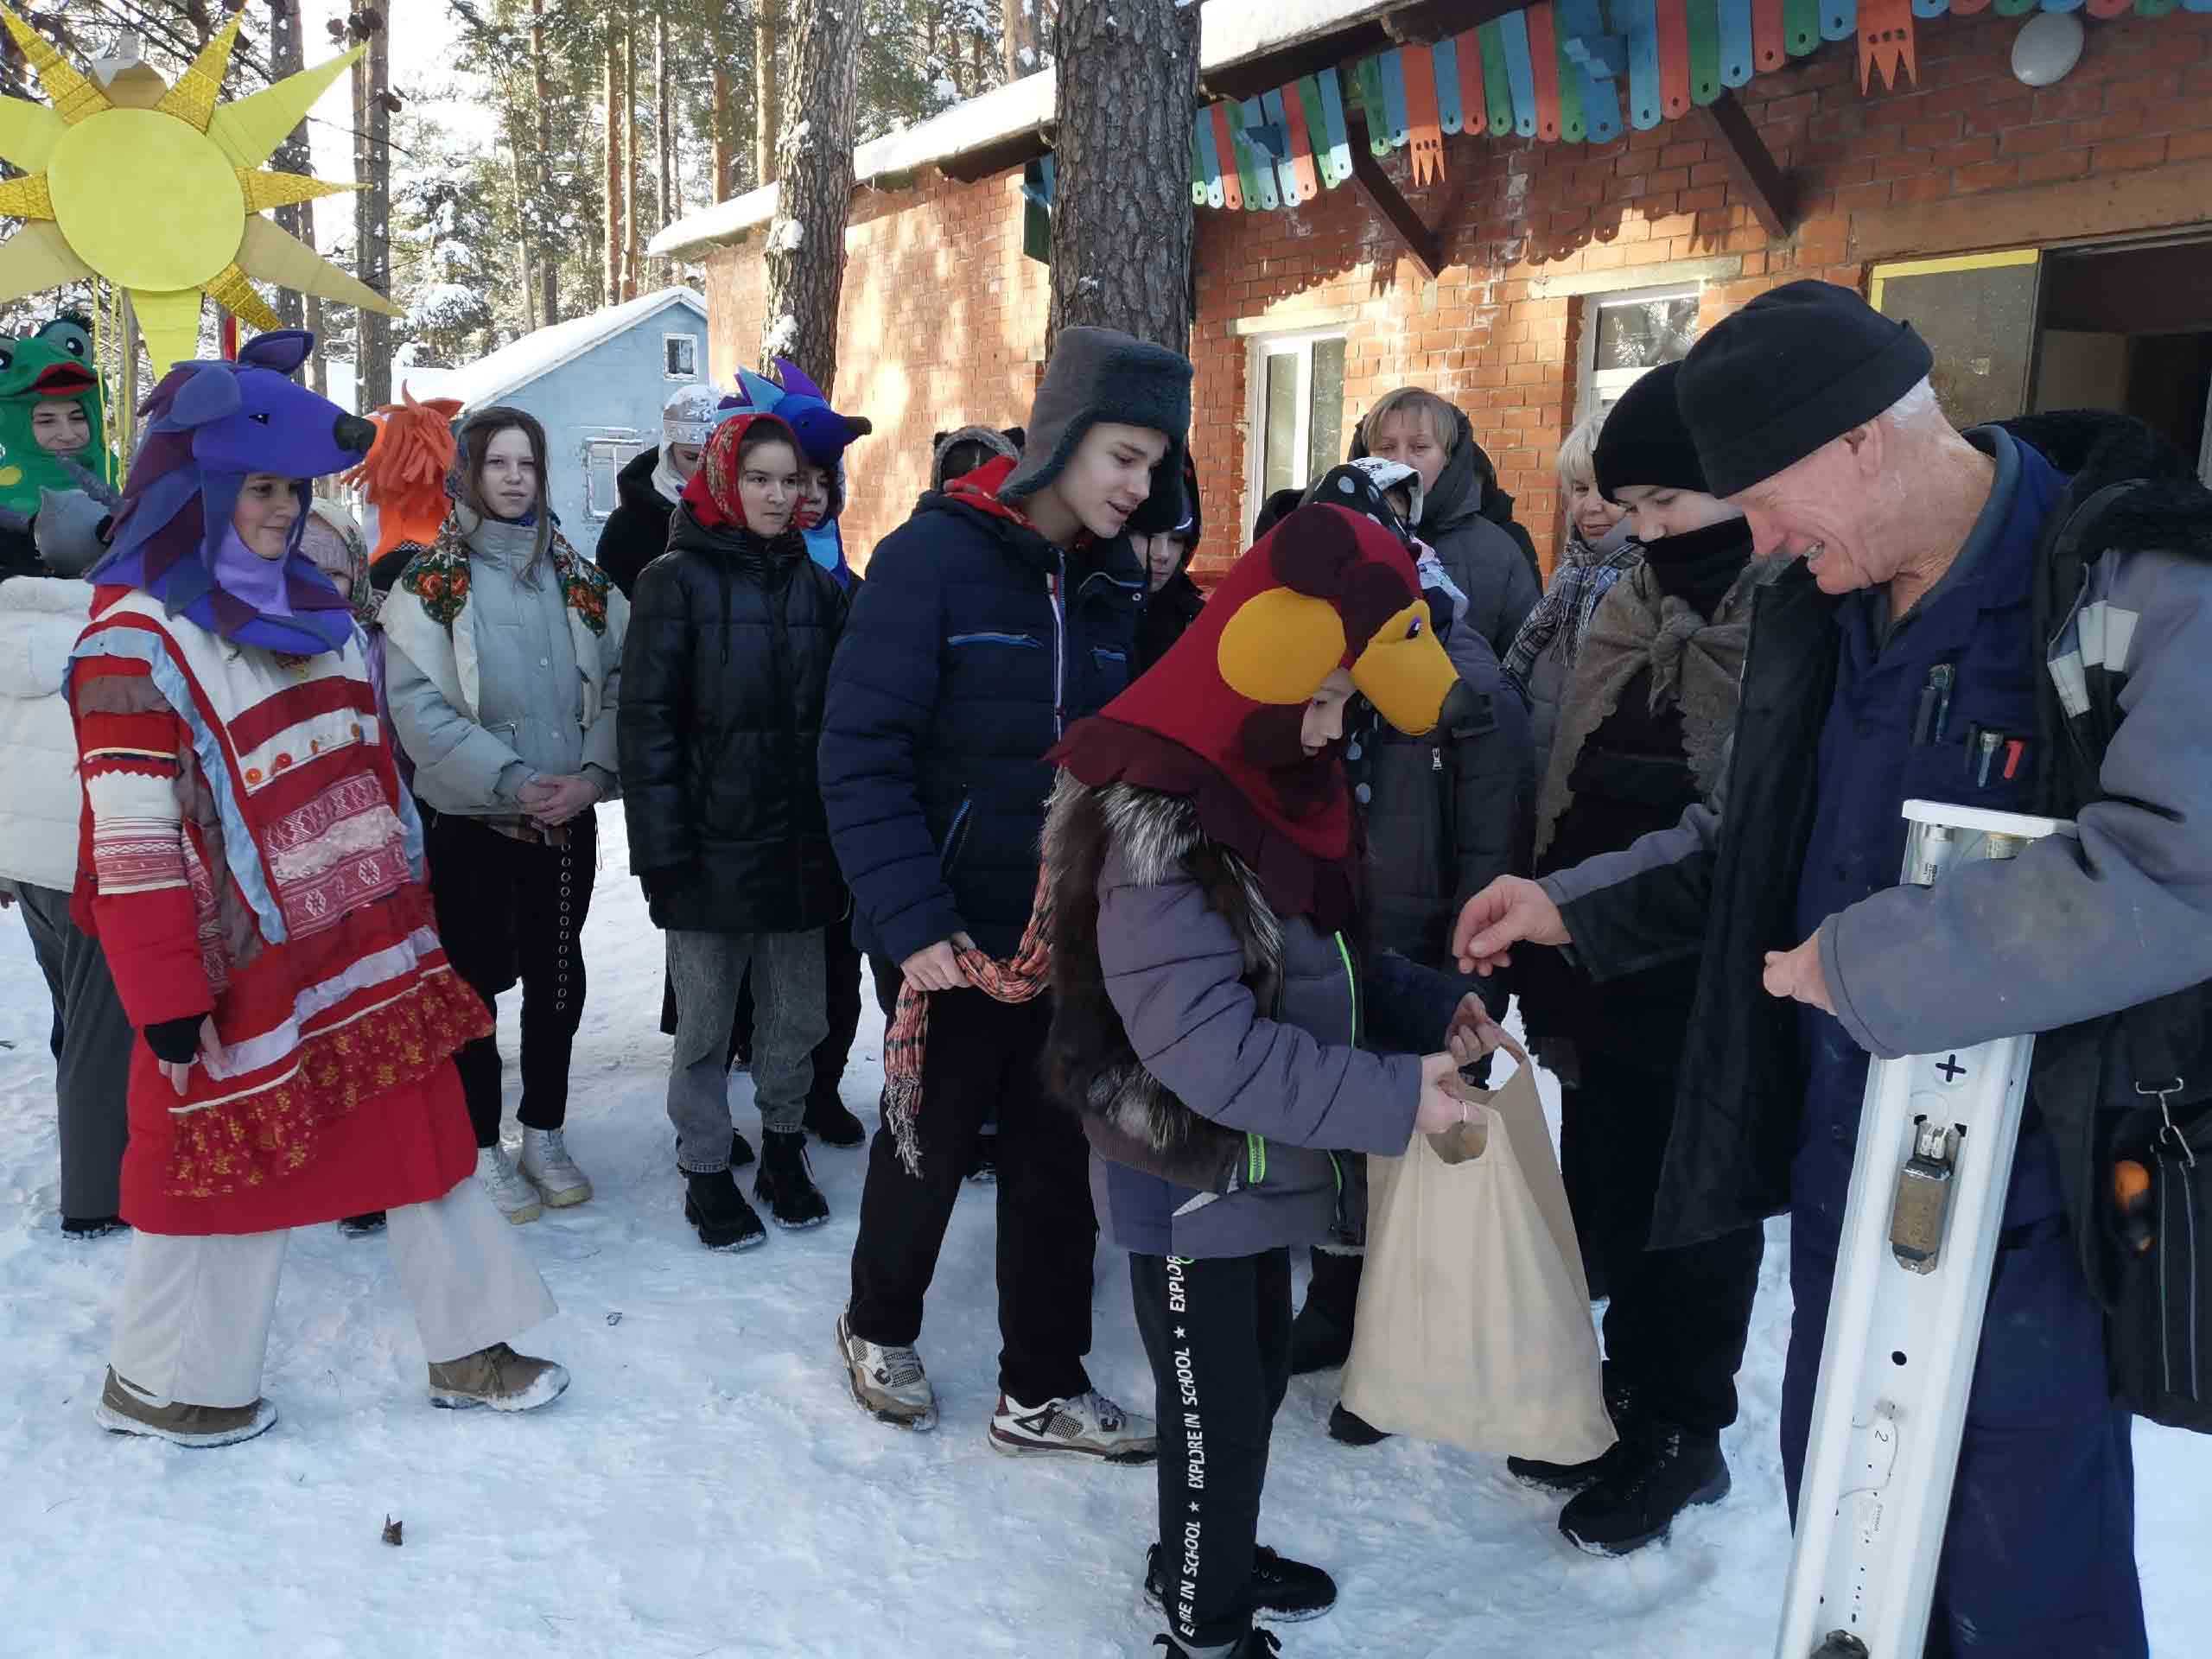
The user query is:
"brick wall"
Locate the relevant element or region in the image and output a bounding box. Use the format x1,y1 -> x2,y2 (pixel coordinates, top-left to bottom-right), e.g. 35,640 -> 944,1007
706,171 -> 1051,567
702,7 -> 2212,579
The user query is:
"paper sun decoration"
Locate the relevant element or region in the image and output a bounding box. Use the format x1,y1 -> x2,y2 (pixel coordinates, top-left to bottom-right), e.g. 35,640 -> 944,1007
0,5 -> 397,376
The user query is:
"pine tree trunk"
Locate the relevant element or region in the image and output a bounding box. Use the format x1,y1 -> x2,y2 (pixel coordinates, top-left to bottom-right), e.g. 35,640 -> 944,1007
532,0 -> 560,325
1046,0 -> 1198,355
657,6 -> 674,283
363,25 -> 391,410
266,0 -> 308,330
757,0 -> 861,389
623,21 -> 640,299
510,132 -> 538,333
754,2 -> 782,188
603,29 -> 623,308
305,295 -> 325,397
711,10 -> 734,204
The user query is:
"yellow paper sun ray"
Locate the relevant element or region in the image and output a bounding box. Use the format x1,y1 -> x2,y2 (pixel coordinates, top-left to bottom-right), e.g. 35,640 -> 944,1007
126,287 -> 206,376
203,263 -> 283,333
207,46 -> 362,169
0,171 -> 54,220
0,6 -> 111,126
0,93 -> 65,171
237,216 -> 393,314
0,220 -> 91,305
154,12 -> 242,133
237,168 -> 357,214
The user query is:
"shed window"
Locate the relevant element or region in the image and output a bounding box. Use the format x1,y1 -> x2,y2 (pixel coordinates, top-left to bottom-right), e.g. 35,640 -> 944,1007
582,428 -> 647,522
664,334 -> 699,380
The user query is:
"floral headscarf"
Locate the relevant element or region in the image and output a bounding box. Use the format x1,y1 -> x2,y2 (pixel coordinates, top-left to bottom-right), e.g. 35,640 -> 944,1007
301,498 -> 378,627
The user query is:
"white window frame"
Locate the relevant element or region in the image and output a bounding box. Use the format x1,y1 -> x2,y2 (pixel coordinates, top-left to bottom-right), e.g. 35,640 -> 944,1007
1575,283 -> 1702,423
581,427 -> 646,523
663,333 -> 700,381
1243,327 -> 1348,545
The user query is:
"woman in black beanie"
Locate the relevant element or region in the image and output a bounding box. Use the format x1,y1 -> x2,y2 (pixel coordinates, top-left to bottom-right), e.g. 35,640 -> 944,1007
1508,361 -> 1772,1556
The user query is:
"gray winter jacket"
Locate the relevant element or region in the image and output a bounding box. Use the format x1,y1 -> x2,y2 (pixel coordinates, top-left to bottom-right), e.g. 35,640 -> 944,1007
1429,512 -> 1541,661
1074,791 -> 1464,1260
385,520 -> 623,816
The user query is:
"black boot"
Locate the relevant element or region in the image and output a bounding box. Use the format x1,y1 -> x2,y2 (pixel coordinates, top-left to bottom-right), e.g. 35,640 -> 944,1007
965,1124 -> 998,1184
1153,1630 -> 1283,1658
61,1215 -> 128,1240
1326,1402 -> 1389,1446
755,1128 -> 830,1230
1145,1543 -> 1337,1624
1508,1380 -> 1639,1494
683,1167 -> 766,1252
1558,1423 -> 1730,1556
337,1211 -> 387,1239
804,1089 -> 867,1148
1289,1249 -> 1362,1376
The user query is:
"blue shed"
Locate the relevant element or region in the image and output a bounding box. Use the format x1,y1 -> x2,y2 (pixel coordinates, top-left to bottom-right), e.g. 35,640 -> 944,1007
422,287 -> 710,548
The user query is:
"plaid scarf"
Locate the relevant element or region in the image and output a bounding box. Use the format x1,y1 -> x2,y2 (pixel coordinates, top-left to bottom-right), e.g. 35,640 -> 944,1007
882,868 -> 1055,1177
1503,524 -> 1643,693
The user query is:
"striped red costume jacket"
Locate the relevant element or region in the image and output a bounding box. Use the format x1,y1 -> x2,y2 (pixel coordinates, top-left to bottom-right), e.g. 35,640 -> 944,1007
67,588 -> 486,1235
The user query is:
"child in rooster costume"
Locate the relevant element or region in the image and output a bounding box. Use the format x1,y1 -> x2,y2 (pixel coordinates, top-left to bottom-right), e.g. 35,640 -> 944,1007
67,333 -> 564,1447
1039,502 -> 1507,1657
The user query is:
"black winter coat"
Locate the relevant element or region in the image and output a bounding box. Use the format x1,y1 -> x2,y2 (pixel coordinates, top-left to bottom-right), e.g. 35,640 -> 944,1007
617,503 -> 849,934
595,446 -> 677,600
1558,411 -> 2212,1269
1133,569 -> 1205,676
1344,624 -> 1532,1002
818,465 -> 1147,964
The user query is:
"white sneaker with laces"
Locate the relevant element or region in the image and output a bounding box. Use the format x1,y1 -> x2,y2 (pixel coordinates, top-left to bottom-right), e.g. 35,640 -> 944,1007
836,1313 -> 938,1431
518,1126 -> 592,1206
990,1389 -> 1159,1464
476,1142 -> 542,1224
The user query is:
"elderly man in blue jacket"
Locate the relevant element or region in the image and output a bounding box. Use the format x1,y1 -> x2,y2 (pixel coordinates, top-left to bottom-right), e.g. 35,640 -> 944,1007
819,327 -> 1193,1461
1453,281 -> 2212,1656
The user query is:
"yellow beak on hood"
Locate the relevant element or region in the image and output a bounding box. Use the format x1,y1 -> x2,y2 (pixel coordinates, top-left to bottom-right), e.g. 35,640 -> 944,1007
1351,601 -> 1460,735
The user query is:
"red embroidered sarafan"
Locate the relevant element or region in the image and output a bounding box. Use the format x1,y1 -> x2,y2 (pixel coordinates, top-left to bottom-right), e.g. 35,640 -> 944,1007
70,590 -> 485,1233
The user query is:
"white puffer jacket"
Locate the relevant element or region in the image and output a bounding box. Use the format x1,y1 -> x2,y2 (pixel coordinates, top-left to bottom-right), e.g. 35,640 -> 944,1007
0,576 -> 93,891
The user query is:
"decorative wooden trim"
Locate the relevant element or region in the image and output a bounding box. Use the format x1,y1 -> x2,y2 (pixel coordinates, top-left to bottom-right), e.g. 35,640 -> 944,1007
1347,141 -> 1444,279
1850,161 -> 2212,264
1697,88 -> 1796,238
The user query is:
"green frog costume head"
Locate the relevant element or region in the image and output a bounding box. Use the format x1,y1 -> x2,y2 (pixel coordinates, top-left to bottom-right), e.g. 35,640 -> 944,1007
0,315 -> 116,515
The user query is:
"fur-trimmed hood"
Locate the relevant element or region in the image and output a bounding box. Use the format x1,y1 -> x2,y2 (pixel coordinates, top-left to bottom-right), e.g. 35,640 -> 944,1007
1041,772 -> 1276,1192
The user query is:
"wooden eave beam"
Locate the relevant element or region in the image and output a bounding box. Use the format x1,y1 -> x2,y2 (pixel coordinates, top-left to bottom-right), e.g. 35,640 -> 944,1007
937,130 -> 1053,185
1345,117 -> 1442,281
1697,88 -> 1796,238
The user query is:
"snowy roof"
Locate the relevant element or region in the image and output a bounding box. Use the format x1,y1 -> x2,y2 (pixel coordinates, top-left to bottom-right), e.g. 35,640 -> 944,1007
650,0 -> 1408,259
429,288 -> 708,411
321,359 -> 466,416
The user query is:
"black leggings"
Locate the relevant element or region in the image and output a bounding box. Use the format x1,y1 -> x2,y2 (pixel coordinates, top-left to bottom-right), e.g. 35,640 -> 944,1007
424,809 -> 597,1147
1130,1249 -> 1293,1651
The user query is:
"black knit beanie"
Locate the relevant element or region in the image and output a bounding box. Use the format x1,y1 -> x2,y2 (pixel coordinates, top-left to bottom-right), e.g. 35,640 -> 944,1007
1676,280 -> 1935,499
1593,362 -> 1707,502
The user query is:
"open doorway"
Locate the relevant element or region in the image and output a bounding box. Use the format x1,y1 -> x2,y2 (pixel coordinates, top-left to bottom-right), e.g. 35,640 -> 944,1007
1869,238 -> 2212,486
2036,240 -> 2212,484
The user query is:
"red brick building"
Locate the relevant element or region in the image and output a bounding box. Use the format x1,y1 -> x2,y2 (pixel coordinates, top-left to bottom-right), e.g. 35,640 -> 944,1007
657,2 -> 2212,582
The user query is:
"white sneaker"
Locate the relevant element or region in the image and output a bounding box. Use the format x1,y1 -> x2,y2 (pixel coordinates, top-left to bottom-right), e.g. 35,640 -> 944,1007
989,1389 -> 1158,1464
518,1126 -> 592,1207
836,1313 -> 938,1431
476,1143 -> 542,1224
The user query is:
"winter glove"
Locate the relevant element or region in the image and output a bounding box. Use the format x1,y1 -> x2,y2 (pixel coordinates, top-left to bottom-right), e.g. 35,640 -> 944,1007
34,487 -> 113,578
143,1014 -> 211,1065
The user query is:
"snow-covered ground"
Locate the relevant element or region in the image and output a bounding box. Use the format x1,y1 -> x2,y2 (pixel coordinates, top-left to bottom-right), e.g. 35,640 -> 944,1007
3,803 -> 2208,1657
